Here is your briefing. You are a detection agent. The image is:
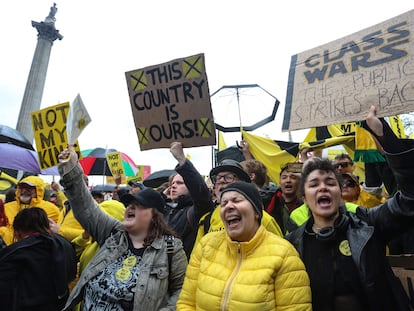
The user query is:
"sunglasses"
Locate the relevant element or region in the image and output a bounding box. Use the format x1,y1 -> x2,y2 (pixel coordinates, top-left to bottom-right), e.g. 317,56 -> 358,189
335,162 -> 353,169
343,180 -> 357,188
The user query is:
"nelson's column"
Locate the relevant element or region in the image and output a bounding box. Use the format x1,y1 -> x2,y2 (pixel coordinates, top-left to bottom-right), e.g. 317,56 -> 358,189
16,3 -> 63,142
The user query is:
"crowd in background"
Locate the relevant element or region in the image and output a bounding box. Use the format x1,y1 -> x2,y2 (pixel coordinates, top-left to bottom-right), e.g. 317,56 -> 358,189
1,106 -> 414,310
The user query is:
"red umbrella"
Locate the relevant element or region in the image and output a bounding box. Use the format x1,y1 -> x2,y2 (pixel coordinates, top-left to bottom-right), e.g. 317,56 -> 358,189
79,148 -> 139,176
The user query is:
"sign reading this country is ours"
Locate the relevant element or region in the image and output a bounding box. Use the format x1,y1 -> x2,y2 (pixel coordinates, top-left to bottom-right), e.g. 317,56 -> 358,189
125,53 -> 216,150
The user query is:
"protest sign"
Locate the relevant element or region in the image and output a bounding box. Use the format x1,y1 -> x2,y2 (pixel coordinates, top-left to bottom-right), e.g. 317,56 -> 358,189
31,102 -> 81,169
283,10 -> 414,131
106,151 -> 124,177
66,94 -> 92,145
125,53 -> 216,150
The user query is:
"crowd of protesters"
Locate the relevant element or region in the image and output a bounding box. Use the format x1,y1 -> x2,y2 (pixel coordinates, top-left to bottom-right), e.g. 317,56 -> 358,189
1,106 -> 414,310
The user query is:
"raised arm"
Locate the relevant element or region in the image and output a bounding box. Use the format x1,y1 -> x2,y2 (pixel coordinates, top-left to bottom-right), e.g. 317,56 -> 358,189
58,147 -> 121,245
357,106 -> 414,238
171,142 -> 213,222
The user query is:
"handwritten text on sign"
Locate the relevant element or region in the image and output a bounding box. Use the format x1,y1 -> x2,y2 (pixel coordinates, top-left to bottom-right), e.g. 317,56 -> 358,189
31,102 -> 81,169
283,10 -> 414,131
106,151 -> 124,177
125,53 -> 216,150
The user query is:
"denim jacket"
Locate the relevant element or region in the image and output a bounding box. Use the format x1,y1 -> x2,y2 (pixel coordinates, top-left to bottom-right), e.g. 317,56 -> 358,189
60,163 -> 188,311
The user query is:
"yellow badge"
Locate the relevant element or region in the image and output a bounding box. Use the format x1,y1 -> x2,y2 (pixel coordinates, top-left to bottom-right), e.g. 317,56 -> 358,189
339,240 -> 352,256
123,255 -> 137,268
115,255 -> 137,282
116,267 -> 131,281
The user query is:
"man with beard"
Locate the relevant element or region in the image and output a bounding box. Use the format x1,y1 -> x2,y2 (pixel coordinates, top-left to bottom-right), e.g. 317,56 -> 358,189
0,176 -> 60,245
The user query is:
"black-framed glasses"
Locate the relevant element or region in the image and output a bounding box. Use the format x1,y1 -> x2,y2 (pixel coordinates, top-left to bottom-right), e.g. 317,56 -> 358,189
343,180 -> 357,188
335,162 -> 353,169
211,173 -> 237,184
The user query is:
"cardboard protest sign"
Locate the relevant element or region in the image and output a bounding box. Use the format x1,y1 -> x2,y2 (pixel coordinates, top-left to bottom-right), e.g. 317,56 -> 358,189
283,10 -> 414,131
31,102 -> 82,169
106,151 -> 124,177
125,53 -> 216,150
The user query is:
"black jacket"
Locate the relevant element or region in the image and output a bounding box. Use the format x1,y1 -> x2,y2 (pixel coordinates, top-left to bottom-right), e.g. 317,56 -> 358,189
287,143 -> 414,311
0,233 -> 76,311
163,160 -> 213,258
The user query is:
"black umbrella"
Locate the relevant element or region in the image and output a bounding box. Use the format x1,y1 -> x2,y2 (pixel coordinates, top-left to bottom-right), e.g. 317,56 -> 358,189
216,145 -> 246,163
91,184 -> 117,193
143,169 -> 175,188
0,124 -> 34,150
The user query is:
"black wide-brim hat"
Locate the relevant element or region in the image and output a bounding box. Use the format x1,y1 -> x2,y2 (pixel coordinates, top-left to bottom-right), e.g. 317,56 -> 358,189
209,159 -> 250,183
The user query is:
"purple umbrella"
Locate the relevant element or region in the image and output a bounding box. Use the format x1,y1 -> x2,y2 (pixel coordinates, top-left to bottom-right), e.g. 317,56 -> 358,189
0,143 -> 58,175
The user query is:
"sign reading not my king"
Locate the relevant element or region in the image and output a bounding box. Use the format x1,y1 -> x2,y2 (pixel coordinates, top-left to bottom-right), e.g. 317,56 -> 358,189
31,102 -> 82,170
125,53 -> 216,150
282,10 -> 414,131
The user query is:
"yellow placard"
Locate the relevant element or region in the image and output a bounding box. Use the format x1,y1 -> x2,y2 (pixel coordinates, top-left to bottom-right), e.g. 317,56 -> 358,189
31,102 -> 81,169
106,151 -> 124,177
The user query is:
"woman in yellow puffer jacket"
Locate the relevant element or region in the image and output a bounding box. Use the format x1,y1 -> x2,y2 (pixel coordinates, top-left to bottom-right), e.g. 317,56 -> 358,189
177,182 -> 312,311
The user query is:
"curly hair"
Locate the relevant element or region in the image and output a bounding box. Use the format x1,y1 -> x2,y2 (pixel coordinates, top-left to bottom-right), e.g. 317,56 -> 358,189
240,159 -> 268,188
300,157 -> 344,197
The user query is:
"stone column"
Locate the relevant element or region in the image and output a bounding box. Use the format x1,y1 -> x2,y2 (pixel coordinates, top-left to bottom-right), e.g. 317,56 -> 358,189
16,3 -> 63,142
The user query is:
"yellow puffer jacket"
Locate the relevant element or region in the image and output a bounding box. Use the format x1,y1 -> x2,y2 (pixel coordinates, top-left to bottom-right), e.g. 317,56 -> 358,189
0,176 -> 60,245
177,225 -> 312,311
194,205 -> 283,247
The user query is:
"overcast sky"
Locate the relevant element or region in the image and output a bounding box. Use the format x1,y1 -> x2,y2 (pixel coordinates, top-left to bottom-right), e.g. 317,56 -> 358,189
0,1 -> 412,180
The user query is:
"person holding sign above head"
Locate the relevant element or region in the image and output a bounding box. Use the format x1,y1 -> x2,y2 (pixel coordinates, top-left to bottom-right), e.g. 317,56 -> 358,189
57,146 -> 187,311
177,181 -> 312,311
286,106 -> 414,311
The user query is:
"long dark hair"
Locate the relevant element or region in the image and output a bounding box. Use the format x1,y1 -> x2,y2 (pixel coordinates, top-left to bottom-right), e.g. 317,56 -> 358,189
144,208 -> 176,247
13,207 -> 50,241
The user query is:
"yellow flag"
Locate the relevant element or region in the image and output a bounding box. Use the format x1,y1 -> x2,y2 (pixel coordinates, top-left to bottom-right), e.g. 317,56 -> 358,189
218,131 -> 227,151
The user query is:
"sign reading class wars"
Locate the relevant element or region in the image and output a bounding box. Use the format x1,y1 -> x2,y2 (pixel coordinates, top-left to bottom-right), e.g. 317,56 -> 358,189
125,53 -> 216,150
31,102 -> 82,170
283,10 -> 414,131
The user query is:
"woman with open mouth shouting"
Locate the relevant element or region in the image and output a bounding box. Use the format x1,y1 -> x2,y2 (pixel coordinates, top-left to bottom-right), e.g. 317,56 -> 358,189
287,105 -> 414,311
57,146 -> 187,311
177,181 -> 312,311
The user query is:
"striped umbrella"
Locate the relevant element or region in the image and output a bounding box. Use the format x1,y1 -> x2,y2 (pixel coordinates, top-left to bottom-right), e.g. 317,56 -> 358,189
80,148 -> 139,176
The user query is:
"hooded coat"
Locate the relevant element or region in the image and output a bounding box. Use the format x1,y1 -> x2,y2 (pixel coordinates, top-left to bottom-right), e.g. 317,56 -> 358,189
0,176 -> 60,245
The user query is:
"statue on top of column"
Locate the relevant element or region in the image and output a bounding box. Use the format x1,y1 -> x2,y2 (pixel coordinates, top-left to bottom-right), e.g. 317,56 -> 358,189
44,3 -> 57,24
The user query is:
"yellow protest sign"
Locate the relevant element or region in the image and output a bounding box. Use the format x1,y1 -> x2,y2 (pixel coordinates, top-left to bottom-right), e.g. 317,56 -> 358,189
31,102 -> 81,169
283,9 -> 414,131
106,151 -> 125,177
125,53 -> 216,150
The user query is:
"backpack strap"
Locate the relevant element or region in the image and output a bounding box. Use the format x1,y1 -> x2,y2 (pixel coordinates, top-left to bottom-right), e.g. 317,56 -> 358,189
164,235 -> 175,274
